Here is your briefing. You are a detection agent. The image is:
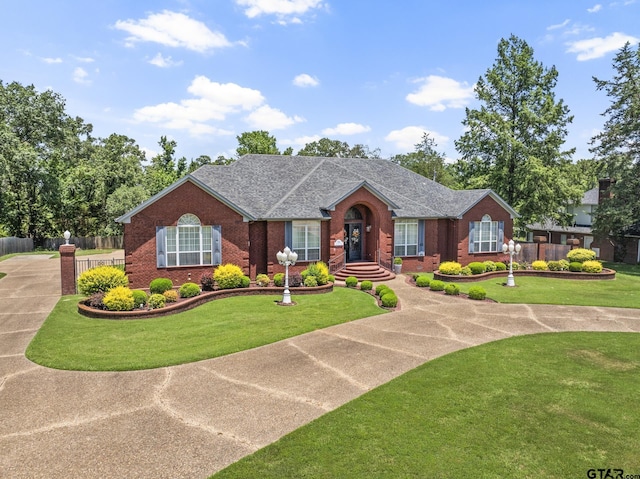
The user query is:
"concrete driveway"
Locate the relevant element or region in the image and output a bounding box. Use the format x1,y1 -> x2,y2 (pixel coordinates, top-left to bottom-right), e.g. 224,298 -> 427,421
1,253 -> 640,478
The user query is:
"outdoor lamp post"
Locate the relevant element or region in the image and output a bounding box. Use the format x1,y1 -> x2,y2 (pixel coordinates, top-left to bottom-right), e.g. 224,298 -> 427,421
276,246 -> 298,304
502,239 -> 521,287
63,230 -> 71,245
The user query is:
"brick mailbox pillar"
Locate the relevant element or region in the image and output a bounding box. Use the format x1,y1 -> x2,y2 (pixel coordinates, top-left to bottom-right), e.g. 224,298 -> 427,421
60,244 -> 77,295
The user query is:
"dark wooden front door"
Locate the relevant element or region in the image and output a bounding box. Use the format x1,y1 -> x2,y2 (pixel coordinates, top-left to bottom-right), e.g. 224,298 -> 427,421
345,223 -> 362,261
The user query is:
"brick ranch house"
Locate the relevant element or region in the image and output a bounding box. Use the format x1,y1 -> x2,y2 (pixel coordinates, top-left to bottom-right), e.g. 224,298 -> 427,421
116,155 -> 519,289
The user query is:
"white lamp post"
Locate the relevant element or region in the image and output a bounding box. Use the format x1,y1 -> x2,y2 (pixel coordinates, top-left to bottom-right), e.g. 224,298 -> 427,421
502,239 -> 521,287
63,230 -> 71,245
276,246 -> 298,304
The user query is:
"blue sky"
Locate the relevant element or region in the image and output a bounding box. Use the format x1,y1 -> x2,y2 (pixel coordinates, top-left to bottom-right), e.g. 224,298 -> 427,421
2,1 -> 638,164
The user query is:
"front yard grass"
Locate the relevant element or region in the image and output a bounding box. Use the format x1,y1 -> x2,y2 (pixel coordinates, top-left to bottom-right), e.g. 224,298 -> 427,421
212,332 -> 640,478
26,287 -> 386,371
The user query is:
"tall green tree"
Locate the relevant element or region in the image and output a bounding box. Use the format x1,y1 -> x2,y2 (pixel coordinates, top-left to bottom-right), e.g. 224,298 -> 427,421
297,138 -> 380,158
391,132 -> 457,187
236,130 -> 280,157
144,136 -> 187,196
590,42 -> 640,260
454,35 -> 581,229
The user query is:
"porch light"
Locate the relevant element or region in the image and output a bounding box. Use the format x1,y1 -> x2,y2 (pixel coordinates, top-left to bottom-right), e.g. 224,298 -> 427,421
366,225 -> 372,233
501,239 -> 521,287
63,230 -> 71,245
276,246 -> 298,304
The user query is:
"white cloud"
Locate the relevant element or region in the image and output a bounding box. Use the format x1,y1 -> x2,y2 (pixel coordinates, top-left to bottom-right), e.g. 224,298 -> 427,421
281,134 -> 322,148
41,57 -> 63,64
587,4 -> 602,12
293,73 -> 319,87
547,19 -> 570,31
244,105 -> 304,130
566,32 -> 639,60
322,123 -> 371,136
72,67 -> 90,84
384,126 -> 449,152
114,10 -> 233,53
406,75 -> 474,111
73,56 -> 95,63
236,0 -> 326,23
148,53 -> 182,68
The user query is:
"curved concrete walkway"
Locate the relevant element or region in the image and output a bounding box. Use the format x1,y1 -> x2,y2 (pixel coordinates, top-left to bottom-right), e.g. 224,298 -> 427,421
1,254 -> 640,479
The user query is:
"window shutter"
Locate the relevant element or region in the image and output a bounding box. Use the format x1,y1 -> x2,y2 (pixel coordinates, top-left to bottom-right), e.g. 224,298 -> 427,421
468,222 -> 475,253
156,226 -> 166,268
212,225 -> 222,265
498,221 -> 505,251
418,219 -> 425,255
285,221 -> 292,249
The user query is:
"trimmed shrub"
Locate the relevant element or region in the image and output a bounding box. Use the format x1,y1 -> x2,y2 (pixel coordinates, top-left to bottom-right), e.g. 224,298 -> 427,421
511,262 -> 521,271
132,290 -> 148,308
148,293 -> 166,309
328,274 -> 335,283
483,261 -> 496,272
304,275 -> 318,287
200,273 -> 215,291
376,284 -> 390,296
345,276 -> 358,288
569,262 -> 583,272
393,257 -> 403,265
415,275 -> 431,288
304,262 -> 330,285
468,286 -> 487,300
360,280 -> 373,291
255,274 -> 270,287
532,260 -> 548,271
461,266 -> 472,276
214,264 -> 245,289
103,286 -> 135,311
582,260 -> 603,273
438,261 -> 462,275
273,273 -> 285,287
85,292 -> 105,310
179,282 -> 200,298
547,260 -> 562,271
495,262 -> 507,271
468,262 -> 487,275
558,259 -> 570,271
444,283 -> 460,295
567,248 -> 596,263
429,280 -> 445,291
149,278 -> 173,295
77,265 -> 128,296
163,289 -> 178,303
381,292 -> 398,308
241,275 -> 251,288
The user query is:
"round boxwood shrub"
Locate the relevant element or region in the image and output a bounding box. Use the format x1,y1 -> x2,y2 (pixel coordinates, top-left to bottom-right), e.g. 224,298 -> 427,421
255,274 -> 270,287
148,293 -> 166,309
531,260 -> 548,271
558,259 -> 570,271
510,262 -> 520,271
468,286 -> 487,300
547,260 -> 562,271
567,248 -> 596,263
304,275 -> 318,287
241,275 -> 251,288
102,286 -> 135,311
376,284 -> 390,296
345,276 -> 358,288
461,266 -> 472,276
163,289 -> 178,303
415,275 -> 431,287
328,274 -> 335,283
360,280 -> 373,291
149,277 -> 173,295
494,262 -> 507,271
179,282 -> 200,298
444,283 -> 460,296
273,273 -> 285,287
468,262 -> 487,275
438,261 -> 462,275
429,280 -> 445,291
483,261 -> 496,272
569,261 -> 583,272
131,289 -> 148,308
77,265 -> 128,296
214,264 -> 245,289
582,260 -> 603,273
381,292 -> 398,308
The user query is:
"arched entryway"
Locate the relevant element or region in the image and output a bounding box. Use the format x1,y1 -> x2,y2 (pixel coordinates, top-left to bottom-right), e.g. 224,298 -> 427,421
344,205 -> 376,262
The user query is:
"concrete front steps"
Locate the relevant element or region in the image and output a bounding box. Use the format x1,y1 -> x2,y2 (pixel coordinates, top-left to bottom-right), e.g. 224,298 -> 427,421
333,261 -> 396,282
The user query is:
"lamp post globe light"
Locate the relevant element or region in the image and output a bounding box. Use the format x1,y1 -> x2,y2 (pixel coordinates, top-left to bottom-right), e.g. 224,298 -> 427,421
276,246 -> 298,304
63,230 -> 71,245
502,239 -> 521,287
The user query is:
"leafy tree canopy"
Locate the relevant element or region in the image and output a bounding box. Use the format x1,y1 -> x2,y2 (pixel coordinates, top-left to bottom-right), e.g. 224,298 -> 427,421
236,130 -> 280,157
391,132 -> 458,188
296,137 -> 381,158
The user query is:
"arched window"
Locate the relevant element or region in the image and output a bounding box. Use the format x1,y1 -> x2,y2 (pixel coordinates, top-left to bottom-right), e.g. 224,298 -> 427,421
469,214 -> 503,253
163,214 -> 218,266
345,207 -> 363,220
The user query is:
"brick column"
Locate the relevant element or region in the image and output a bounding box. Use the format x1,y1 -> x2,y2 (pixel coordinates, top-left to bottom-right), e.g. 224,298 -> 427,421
60,244 -> 77,295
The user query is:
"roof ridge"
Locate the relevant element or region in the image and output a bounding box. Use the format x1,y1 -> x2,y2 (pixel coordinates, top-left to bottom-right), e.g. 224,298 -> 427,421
263,157 -> 328,217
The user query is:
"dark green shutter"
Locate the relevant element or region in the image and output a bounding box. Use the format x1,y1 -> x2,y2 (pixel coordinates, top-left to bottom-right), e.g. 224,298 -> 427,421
285,221 -> 292,249
212,225 -> 222,265
156,226 -> 166,268
418,219 -> 425,255
468,222 -> 475,253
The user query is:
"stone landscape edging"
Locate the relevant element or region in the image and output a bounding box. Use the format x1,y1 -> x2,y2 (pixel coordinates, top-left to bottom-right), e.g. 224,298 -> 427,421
78,283 -> 334,320
432,268 -> 616,282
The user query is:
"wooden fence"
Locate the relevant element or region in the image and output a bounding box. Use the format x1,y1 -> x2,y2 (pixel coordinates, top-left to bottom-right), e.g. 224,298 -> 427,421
0,237 -> 34,256
42,235 -> 123,250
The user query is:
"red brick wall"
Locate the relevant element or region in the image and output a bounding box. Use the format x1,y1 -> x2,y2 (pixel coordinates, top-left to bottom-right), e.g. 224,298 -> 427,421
123,181 -> 249,289
249,221 -> 268,277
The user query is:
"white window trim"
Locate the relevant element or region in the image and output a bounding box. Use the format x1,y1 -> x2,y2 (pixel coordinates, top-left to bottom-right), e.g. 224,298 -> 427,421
292,221 -> 321,262
472,215 -> 500,253
166,214 -> 214,267
394,219 -> 419,257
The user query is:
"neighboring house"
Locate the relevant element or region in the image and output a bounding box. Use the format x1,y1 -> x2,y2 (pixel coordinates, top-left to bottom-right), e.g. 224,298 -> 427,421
116,155 -> 518,289
528,186 -> 599,251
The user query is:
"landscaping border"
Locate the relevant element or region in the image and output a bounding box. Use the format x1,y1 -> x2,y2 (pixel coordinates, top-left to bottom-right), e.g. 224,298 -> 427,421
432,268 -> 616,282
78,283 -> 334,319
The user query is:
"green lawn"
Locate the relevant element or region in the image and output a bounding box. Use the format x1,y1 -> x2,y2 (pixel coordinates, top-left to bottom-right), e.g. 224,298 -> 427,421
26,288 -> 386,371
212,332 -> 640,479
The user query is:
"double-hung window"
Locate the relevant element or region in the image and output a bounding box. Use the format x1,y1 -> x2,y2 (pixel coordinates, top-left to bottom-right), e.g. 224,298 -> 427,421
291,221 -> 320,261
157,214 -> 221,267
469,214 -> 503,253
394,219 -> 419,257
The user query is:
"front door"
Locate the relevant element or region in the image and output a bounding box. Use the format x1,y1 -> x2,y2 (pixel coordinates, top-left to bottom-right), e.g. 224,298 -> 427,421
345,223 -> 362,261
